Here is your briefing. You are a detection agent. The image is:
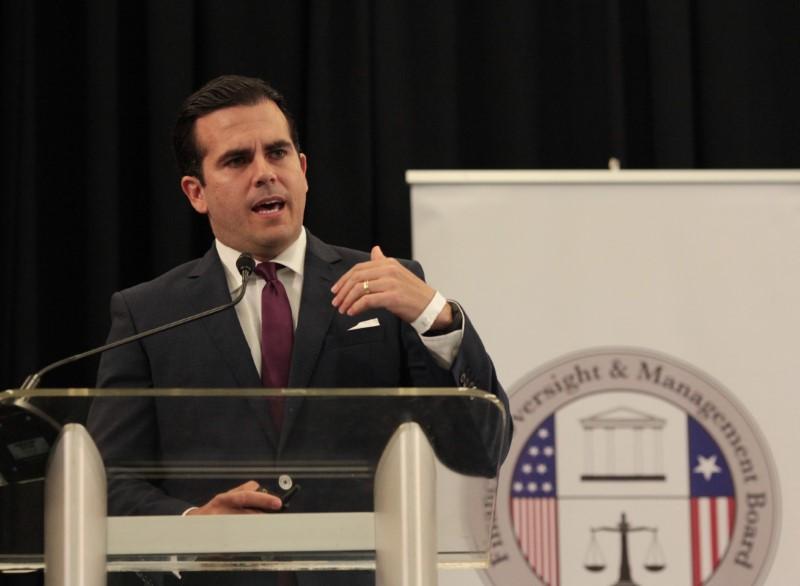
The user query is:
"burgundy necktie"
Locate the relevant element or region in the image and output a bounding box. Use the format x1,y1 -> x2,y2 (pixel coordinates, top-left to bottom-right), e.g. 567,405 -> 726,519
255,261 -> 293,430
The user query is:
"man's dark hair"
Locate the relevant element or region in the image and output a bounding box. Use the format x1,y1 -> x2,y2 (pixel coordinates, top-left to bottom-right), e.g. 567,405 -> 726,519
172,75 -> 300,182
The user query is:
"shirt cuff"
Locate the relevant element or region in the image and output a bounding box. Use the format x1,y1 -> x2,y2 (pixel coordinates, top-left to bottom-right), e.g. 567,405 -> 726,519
413,295 -> 465,369
411,291 -> 448,334
419,328 -> 462,369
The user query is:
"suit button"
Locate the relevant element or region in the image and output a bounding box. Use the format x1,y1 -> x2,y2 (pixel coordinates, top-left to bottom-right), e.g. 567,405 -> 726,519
459,370 -> 477,389
278,474 -> 293,490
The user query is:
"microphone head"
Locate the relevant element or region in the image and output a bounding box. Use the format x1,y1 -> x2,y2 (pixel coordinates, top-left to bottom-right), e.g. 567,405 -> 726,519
236,253 -> 256,277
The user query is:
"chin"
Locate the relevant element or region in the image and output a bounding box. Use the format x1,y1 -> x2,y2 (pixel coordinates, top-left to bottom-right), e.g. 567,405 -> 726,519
252,236 -> 294,258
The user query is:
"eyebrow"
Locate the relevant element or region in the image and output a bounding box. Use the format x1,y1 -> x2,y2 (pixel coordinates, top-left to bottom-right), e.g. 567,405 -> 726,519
216,140 -> 294,163
217,147 -> 252,163
265,139 -> 293,151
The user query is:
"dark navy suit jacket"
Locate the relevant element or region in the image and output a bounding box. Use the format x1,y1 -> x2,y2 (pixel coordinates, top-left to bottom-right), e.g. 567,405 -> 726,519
87,231 -> 510,585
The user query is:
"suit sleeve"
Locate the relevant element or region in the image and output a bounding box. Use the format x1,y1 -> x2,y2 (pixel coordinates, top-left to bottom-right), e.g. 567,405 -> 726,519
401,260 -> 513,467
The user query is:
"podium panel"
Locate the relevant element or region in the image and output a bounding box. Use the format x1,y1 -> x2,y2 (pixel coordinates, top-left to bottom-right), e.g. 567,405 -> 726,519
0,387 -> 508,584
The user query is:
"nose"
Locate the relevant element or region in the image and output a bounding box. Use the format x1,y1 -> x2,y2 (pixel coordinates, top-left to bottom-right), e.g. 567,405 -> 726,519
253,152 -> 277,187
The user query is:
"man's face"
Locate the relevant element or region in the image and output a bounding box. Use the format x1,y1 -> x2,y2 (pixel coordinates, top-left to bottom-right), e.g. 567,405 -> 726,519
181,100 -> 308,260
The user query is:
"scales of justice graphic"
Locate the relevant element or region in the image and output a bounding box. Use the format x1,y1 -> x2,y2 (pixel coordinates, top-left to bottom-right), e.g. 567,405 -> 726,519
579,406 -> 668,585
584,512 -> 666,586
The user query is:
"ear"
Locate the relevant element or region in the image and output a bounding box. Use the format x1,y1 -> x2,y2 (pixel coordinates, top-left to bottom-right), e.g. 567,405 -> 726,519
181,176 -> 208,214
299,152 -> 308,175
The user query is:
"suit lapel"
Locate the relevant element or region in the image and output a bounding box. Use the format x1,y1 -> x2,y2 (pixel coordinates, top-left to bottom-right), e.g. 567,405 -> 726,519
183,247 -> 278,446
288,233 -> 341,388
278,234 -> 341,450
183,247 -> 262,388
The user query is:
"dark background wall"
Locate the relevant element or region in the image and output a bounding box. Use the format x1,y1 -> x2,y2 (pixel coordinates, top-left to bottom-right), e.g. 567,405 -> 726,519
0,1 -> 798,582
2,0 -> 799,393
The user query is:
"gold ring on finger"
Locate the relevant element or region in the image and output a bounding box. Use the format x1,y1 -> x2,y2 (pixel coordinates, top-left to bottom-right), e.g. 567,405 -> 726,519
363,280 -> 370,294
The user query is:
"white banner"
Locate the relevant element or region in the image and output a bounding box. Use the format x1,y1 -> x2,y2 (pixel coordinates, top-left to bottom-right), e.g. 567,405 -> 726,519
409,170 -> 800,586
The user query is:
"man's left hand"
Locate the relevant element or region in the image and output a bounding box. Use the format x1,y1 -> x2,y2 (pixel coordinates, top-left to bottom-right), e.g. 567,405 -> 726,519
331,245 -> 453,330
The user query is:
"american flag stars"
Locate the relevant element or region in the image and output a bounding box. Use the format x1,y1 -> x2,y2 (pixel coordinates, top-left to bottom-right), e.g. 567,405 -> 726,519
513,417 -> 557,496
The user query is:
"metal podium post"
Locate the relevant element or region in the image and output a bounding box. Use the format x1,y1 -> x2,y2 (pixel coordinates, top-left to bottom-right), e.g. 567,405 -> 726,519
374,422 -> 438,586
44,423 -> 107,586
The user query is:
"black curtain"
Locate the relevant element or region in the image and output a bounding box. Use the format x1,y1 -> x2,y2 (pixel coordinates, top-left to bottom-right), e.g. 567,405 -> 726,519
2,0 -> 799,396
1,1 -> 799,583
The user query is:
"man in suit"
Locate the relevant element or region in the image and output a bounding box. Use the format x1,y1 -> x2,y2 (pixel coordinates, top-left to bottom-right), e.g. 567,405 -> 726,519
87,75 -> 509,583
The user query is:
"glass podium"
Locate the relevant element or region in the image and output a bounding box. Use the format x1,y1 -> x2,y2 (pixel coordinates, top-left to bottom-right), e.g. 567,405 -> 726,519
0,387 -> 508,585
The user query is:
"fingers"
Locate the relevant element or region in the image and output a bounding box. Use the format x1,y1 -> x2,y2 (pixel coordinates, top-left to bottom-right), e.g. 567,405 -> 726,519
370,245 -> 386,260
188,481 -> 283,515
223,488 -> 282,513
330,247 -> 436,323
331,255 -> 401,314
232,480 -> 260,492
331,253 -> 393,296
338,288 -> 393,318
332,264 -> 404,316
333,274 -> 389,316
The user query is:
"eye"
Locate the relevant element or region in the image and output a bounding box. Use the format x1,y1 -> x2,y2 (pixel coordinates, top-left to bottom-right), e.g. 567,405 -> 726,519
224,155 -> 247,167
268,148 -> 288,160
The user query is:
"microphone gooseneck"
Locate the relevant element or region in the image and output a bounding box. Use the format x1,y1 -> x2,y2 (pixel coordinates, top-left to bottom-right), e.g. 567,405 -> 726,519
18,252 -> 256,390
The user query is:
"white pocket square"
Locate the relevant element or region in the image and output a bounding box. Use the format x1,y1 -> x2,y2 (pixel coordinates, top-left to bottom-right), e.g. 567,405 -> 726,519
348,318 -> 381,331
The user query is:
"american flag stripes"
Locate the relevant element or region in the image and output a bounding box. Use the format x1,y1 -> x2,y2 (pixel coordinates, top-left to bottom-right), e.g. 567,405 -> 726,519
511,415 -> 560,586
688,417 -> 735,586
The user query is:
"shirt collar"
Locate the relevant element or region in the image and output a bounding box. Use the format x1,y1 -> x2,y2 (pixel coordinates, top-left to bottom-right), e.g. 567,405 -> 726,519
215,228 -> 307,291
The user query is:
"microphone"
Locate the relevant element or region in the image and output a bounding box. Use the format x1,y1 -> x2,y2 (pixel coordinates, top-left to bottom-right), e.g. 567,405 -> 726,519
18,253 -> 257,390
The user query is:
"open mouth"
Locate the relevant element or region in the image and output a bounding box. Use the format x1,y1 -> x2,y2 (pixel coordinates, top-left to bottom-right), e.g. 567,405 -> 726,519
252,198 -> 286,215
